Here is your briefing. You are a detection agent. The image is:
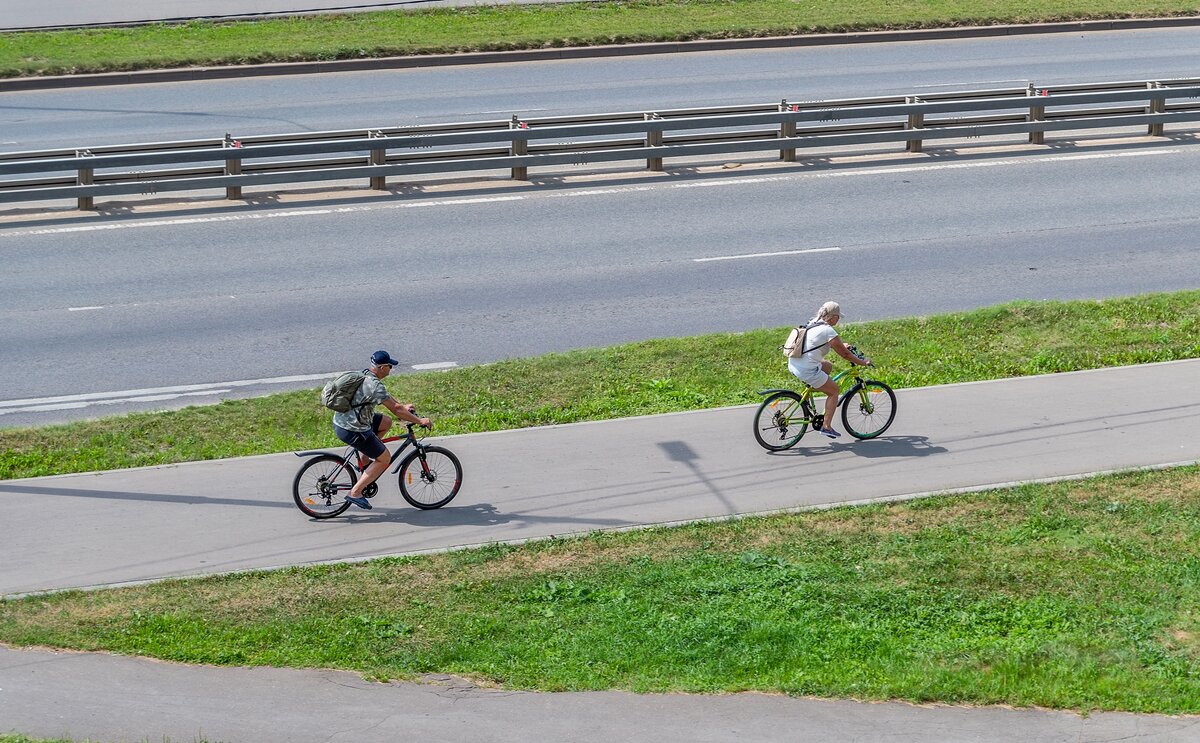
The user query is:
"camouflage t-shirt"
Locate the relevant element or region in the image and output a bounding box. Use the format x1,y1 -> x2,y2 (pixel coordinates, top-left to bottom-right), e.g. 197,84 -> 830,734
331,372 -> 391,432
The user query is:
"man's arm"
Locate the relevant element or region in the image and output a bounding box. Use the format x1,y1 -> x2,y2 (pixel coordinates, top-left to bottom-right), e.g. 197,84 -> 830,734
383,397 -> 431,428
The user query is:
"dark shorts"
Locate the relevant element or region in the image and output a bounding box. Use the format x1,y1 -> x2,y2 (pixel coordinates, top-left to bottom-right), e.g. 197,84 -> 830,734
333,413 -> 386,459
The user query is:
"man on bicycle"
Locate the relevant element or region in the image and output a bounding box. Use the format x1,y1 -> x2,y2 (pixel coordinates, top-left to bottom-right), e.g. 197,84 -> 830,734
333,350 -> 431,510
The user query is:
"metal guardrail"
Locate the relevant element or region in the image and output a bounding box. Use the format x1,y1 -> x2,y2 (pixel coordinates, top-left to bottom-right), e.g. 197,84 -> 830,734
2,78 -> 1199,210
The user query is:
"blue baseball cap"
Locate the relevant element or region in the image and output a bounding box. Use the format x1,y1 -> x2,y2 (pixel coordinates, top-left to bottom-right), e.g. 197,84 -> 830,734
371,350 -> 400,367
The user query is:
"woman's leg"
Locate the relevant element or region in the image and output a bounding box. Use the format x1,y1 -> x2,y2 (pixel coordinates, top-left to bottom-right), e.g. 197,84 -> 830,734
817,377 -> 840,431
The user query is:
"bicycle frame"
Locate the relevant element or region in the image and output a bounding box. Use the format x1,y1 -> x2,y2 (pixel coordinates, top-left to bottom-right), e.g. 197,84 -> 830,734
293,424 -> 426,474
758,366 -> 876,425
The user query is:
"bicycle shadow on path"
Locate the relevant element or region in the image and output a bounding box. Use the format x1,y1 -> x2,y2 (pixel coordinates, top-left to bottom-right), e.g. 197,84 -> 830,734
765,435 -> 948,459
330,501 -> 631,530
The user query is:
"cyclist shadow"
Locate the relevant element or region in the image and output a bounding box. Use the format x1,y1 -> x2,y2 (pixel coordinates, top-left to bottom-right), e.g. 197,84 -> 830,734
335,502 -> 632,529
336,502 -> 513,526
770,435 -> 948,459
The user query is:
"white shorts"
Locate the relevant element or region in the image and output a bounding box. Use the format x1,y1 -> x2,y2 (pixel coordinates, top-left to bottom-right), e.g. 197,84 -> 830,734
788,357 -> 829,389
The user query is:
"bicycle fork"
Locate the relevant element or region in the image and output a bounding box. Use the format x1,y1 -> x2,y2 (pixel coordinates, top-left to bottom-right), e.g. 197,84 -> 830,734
839,383 -> 875,415
391,447 -> 437,485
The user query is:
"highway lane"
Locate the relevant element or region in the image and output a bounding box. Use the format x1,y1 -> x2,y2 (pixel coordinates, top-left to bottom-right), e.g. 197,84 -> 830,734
2,141 -> 1198,426
2,30 -> 1200,426
4,28 -> 1200,150
2,0 -> 584,30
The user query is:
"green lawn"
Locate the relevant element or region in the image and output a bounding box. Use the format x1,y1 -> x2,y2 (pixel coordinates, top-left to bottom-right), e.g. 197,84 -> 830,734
2,290 -> 1197,480
5,0 -> 1200,77
4,465 -> 1199,712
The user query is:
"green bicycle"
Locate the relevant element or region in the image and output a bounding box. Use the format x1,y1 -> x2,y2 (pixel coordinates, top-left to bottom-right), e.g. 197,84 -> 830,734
753,346 -> 897,451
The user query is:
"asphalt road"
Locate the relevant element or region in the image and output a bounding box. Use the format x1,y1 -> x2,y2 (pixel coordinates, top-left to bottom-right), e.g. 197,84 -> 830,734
6,28 -> 1200,149
3,29 -> 1200,427
2,139 -> 1199,427
1,0 -> 585,30
3,360 -> 1198,596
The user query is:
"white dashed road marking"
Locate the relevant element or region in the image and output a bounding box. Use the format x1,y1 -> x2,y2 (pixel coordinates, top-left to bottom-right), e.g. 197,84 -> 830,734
693,246 -> 841,263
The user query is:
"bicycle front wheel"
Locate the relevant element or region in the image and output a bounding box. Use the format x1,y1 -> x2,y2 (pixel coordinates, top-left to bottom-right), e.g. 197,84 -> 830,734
292,454 -> 356,519
398,445 -> 462,509
842,381 -> 897,440
752,391 -> 810,451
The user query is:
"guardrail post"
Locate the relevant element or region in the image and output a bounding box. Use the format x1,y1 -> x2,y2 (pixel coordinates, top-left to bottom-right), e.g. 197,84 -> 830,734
76,149 -> 94,211
510,115 -> 529,180
905,97 -> 924,153
1148,82 -> 1166,136
368,130 -> 387,190
645,113 -> 664,171
779,99 -> 798,162
223,133 -> 243,200
1027,83 -> 1047,145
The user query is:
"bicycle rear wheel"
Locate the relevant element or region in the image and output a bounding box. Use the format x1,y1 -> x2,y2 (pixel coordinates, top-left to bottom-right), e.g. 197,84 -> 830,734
752,391 -> 811,451
293,454 -> 356,519
842,381 -> 897,440
398,446 -> 462,509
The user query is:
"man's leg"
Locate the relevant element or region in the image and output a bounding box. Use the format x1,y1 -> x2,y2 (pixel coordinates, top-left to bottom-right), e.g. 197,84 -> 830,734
346,422 -> 391,504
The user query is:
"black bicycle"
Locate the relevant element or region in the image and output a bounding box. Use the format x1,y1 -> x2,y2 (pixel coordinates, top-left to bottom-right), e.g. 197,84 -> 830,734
292,418 -> 462,519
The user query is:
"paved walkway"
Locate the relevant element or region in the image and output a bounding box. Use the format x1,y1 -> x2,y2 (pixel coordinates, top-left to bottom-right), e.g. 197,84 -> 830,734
2,646 -> 1198,743
3,360 -> 1199,741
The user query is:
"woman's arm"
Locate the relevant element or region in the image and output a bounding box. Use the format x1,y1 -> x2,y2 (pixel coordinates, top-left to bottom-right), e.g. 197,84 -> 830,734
830,336 -> 870,366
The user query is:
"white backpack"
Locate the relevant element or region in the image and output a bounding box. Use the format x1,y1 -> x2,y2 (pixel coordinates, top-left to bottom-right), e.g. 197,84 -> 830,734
782,321 -> 827,359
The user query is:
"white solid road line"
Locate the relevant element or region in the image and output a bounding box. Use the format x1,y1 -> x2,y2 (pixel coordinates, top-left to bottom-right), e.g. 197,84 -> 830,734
0,363 -> 460,416
0,374 -> 340,415
693,246 -> 841,262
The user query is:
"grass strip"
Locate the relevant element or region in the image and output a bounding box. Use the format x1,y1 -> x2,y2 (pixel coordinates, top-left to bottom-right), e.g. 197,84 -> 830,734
5,0 -> 1200,78
3,465 -> 1199,711
2,290 -> 1198,480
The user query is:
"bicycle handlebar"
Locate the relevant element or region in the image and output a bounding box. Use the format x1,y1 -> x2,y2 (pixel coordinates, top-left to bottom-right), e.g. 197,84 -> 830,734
847,345 -> 873,366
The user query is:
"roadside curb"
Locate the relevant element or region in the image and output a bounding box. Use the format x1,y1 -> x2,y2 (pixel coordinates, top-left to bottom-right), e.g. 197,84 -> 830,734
4,15 -> 1200,91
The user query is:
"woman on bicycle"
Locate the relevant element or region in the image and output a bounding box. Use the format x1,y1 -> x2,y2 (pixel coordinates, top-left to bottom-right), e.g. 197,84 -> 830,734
788,301 -> 871,439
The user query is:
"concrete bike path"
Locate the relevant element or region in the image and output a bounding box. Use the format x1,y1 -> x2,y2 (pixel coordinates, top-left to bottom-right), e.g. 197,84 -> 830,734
2,359 -> 1198,597
2,644 -> 1197,743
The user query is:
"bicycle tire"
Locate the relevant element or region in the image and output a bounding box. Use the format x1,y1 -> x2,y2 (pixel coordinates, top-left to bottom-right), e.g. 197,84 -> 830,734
841,380 -> 897,440
398,445 -> 462,509
752,391 -> 810,451
292,454 -> 356,519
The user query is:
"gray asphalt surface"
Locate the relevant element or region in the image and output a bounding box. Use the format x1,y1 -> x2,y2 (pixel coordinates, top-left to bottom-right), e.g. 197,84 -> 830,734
3,138 -> 1200,428
6,28 -> 1200,149
1,0 -> 585,30
3,28 -> 1200,427
3,645 -> 1197,743
2,360 -> 1199,741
